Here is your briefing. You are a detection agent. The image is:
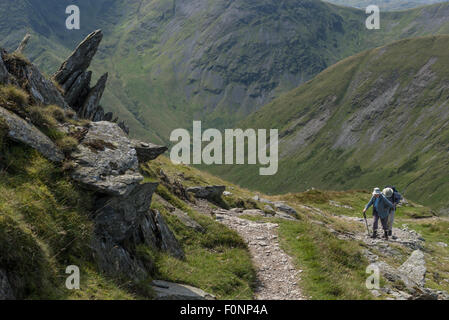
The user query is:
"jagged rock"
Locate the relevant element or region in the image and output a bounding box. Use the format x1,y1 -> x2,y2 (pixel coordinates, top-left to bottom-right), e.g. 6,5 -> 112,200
64,71 -> 92,109
14,34 -> 31,54
152,280 -> 216,300
0,106 -> 64,162
274,202 -> 298,217
155,210 -> 185,259
186,186 -> 226,200
79,73 -> 108,120
53,30 -> 103,84
2,52 -> 69,109
0,269 -> 15,300
70,121 -> 143,196
131,139 -> 167,162
398,250 -> 426,287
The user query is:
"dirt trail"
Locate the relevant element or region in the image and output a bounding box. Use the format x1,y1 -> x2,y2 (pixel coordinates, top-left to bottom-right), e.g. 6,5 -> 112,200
193,200 -> 304,300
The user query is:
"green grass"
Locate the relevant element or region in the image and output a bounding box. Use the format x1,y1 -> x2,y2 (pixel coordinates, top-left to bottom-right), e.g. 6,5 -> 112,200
147,187 -> 257,299
209,35 -> 449,214
277,218 -> 372,300
0,142 -> 141,299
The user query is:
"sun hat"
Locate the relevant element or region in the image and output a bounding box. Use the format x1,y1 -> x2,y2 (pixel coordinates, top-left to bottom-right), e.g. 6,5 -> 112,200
382,187 -> 393,198
372,188 -> 381,196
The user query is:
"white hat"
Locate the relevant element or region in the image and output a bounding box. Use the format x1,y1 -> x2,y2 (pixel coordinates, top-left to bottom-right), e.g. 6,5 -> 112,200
382,187 -> 393,198
372,188 -> 381,196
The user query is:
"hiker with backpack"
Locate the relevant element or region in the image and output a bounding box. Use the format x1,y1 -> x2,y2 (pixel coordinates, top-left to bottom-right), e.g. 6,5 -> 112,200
383,186 -> 403,239
363,187 -> 394,240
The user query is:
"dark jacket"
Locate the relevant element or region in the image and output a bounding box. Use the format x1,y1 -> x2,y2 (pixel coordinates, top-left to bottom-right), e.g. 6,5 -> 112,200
365,195 -> 393,219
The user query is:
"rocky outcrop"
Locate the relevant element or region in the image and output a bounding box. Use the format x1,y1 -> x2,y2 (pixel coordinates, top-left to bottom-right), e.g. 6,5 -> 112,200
0,106 -> 64,162
52,30 -> 129,133
53,30 -> 103,84
64,71 -> 92,108
79,73 -> 108,120
70,121 -> 143,196
131,140 -> 168,163
92,183 -> 185,279
1,51 -> 69,109
0,269 -> 15,300
186,186 -> 225,200
152,280 -> 216,300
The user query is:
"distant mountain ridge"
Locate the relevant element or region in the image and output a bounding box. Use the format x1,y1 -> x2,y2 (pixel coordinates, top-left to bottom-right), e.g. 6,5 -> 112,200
207,35 -> 449,214
1,0 -> 449,143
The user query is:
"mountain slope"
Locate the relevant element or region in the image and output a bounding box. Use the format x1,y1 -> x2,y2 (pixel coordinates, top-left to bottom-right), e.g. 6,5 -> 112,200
208,35 -> 449,214
2,0 -> 449,142
325,0 -> 448,11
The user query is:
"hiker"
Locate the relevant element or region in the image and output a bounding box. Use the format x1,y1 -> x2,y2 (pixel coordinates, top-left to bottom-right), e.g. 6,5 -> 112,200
363,187 -> 393,240
383,186 -> 403,239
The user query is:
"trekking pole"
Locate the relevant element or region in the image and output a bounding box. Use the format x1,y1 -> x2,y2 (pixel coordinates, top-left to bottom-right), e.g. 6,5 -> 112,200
363,211 -> 371,236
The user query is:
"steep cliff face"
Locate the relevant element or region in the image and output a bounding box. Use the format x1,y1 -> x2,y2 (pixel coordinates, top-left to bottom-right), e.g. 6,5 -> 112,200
210,35 -> 449,214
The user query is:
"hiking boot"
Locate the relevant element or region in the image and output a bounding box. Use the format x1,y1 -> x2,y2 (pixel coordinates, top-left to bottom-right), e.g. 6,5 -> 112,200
371,231 -> 378,239
392,235 -> 398,240
388,230 -> 392,237
383,231 -> 389,240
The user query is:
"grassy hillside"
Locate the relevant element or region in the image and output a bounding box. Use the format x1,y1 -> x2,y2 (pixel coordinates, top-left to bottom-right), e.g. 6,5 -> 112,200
147,156 -> 449,299
206,35 -> 449,214
1,0 -> 449,143
0,81 -> 257,300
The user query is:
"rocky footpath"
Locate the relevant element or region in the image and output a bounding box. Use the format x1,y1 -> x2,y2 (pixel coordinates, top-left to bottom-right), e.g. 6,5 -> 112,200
0,31 -> 190,298
191,198 -> 304,300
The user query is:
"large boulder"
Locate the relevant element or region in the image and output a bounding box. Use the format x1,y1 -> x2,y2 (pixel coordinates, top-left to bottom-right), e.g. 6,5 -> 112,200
131,139 -> 168,162
0,106 -> 64,162
0,269 -> 15,300
70,121 -> 143,196
53,30 -> 103,85
186,186 -> 226,200
152,280 -> 216,300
